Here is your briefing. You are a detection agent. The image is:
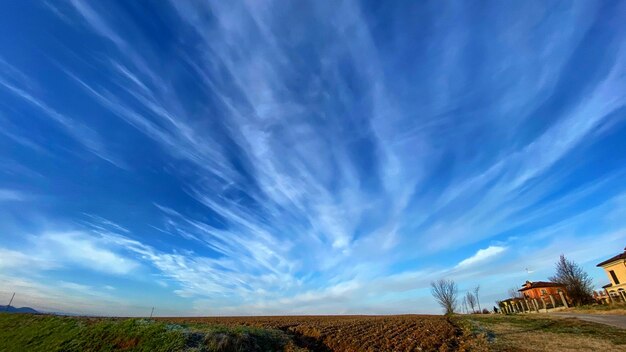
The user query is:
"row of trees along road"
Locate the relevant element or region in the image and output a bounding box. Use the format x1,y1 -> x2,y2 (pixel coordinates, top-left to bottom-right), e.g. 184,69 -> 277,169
431,254 -> 595,314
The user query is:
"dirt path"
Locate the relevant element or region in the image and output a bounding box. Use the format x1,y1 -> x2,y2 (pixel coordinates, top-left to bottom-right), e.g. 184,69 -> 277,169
550,312 -> 626,329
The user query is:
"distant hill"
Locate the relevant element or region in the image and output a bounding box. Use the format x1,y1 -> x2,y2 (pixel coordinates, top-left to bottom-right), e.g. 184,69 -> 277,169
0,306 -> 39,314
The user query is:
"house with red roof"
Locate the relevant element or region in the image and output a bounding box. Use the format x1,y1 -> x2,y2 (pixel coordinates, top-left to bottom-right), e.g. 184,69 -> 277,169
518,280 -> 566,300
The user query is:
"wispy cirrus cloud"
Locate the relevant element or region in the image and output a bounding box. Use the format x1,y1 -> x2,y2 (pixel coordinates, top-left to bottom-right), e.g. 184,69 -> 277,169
1,231 -> 139,275
0,189 -> 27,202
456,246 -> 507,268
0,248 -> 56,270
49,0 -> 626,306
0,61 -> 125,168
0,0 -> 625,315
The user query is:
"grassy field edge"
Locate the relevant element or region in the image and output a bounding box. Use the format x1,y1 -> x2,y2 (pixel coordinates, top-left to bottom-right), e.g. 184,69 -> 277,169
0,313 -> 298,352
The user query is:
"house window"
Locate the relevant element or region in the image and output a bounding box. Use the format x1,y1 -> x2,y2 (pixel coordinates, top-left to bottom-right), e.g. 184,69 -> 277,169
610,270 -> 620,284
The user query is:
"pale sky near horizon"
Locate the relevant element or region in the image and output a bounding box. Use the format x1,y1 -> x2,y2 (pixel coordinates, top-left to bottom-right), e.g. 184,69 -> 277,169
1,0 -> 625,316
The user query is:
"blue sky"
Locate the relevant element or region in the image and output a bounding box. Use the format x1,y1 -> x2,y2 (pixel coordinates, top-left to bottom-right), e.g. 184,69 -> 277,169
1,1 -> 625,316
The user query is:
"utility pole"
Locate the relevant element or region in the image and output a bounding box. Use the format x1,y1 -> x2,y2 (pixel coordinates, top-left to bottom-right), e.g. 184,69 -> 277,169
149,307 -> 154,319
6,292 -> 15,311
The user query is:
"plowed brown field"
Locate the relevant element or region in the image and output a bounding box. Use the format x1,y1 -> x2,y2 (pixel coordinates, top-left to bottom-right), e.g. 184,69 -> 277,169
161,315 -> 486,352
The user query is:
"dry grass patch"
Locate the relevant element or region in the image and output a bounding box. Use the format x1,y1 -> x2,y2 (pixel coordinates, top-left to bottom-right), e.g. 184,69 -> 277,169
564,303 -> 626,316
465,314 -> 626,352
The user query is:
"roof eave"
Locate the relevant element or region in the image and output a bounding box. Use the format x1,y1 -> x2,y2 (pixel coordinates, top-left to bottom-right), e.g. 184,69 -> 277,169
597,259 -> 620,267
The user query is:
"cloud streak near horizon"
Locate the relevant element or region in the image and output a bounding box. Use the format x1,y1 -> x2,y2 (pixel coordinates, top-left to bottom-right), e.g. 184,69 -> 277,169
0,1 -> 625,315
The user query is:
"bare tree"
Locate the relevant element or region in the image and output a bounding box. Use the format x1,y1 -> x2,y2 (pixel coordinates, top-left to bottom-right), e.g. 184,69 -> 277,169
549,254 -> 594,306
465,291 -> 477,313
431,279 -> 458,315
474,285 -> 481,312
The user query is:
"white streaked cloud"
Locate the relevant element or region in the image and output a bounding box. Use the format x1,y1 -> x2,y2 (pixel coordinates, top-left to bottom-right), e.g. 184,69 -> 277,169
35,231 -> 139,275
0,61 -> 125,168
0,0 -> 625,315
1,231 -> 139,275
0,189 -> 27,202
67,0 -> 125,48
56,0 -> 626,304
456,246 -> 507,268
0,248 -> 58,270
